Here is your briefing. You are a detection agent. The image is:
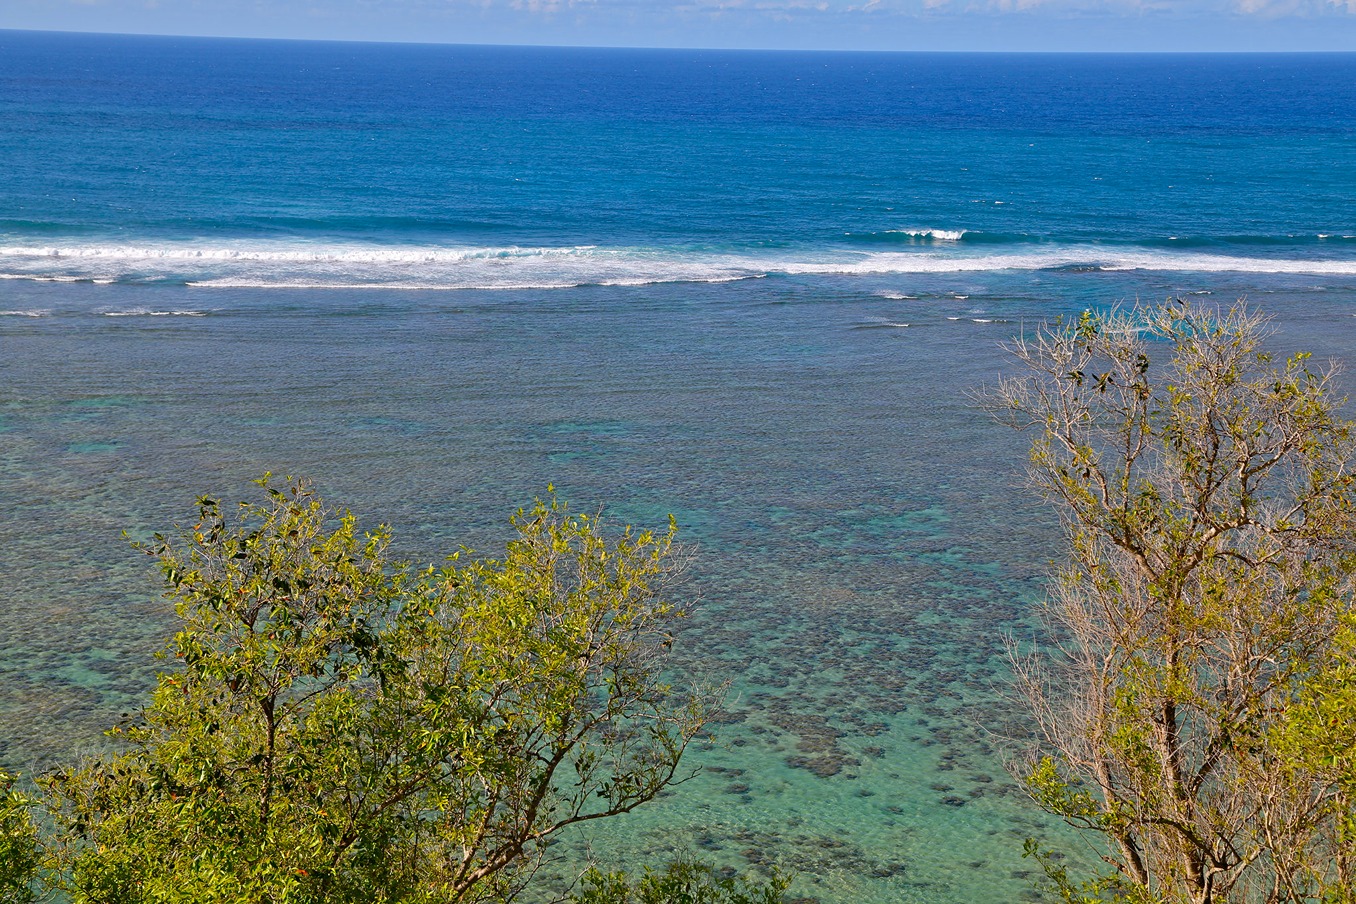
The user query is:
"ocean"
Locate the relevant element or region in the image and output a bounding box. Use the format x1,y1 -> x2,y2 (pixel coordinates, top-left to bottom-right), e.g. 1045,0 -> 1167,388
2,30 -> 1355,902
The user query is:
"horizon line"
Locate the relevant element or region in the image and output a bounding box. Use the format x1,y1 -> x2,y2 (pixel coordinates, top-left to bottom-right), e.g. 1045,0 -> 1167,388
6,26 -> 1356,55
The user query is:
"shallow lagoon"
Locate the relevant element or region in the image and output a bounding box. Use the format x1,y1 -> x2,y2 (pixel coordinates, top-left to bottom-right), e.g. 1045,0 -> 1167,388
5,269 -> 1356,902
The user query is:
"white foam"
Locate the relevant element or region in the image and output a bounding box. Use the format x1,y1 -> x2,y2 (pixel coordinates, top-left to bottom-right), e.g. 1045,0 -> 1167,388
0,273 -> 87,283
186,274 -> 754,291
1092,252 -> 1356,275
775,250 -> 1356,277
1,240 -> 1354,290
0,243 -> 612,264
102,309 -> 208,316
887,228 -> 967,242
0,309 -> 48,317
0,241 -> 768,290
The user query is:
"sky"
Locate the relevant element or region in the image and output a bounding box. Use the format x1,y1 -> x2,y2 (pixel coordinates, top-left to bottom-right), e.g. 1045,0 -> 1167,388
4,0 -> 1356,51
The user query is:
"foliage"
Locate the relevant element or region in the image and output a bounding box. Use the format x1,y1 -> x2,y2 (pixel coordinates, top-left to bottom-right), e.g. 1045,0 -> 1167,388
1274,614 -> 1356,904
0,769 -> 39,904
1023,838 -> 1157,904
41,476 -> 710,904
990,300 -> 1356,904
570,860 -> 788,904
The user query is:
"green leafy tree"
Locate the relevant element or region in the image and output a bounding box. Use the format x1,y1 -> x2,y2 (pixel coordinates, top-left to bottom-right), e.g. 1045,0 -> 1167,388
570,860 -> 788,904
0,769 -> 39,904
1275,614 -> 1356,903
42,477 -> 710,904
990,301 -> 1356,904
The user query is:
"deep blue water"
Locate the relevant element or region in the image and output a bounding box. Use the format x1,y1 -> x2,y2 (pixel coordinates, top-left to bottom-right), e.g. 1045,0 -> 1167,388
3,32 -> 1355,286
3,31 -> 1356,904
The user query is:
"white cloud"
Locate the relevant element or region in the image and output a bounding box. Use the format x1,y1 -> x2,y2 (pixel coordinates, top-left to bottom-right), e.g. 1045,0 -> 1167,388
978,0 -> 1173,12
1234,0 -> 1300,14
1231,0 -> 1356,11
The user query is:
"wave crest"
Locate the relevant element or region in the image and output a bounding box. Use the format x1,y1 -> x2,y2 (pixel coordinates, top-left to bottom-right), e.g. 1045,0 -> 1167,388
888,228 -> 966,242
1,240 -> 1354,289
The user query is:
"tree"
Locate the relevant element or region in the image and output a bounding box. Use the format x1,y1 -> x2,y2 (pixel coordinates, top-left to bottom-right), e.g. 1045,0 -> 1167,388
1274,613 -> 1356,903
42,476 -> 710,904
0,769 -> 39,904
569,860 -> 788,904
990,301 -> 1356,904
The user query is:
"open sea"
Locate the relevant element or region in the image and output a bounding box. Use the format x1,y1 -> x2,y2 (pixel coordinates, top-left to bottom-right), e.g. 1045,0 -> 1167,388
3,30 -> 1356,902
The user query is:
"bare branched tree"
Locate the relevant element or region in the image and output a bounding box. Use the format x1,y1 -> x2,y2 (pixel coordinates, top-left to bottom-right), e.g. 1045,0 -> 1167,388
989,300 -> 1356,904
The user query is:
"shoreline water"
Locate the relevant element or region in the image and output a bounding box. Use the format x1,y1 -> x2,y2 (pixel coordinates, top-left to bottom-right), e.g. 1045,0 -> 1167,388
6,276 -> 1356,901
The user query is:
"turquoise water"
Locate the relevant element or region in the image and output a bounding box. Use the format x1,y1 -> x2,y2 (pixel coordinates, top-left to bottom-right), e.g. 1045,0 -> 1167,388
3,32 -> 1356,902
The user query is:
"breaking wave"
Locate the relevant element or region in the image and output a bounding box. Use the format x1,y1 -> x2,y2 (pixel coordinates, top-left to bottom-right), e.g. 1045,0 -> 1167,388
1,240 -> 1354,289
101,309 -> 209,317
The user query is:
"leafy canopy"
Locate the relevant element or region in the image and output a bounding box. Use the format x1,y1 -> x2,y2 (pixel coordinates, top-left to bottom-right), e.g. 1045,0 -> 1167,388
41,476 -> 711,904
0,769 -> 39,904
570,860 -> 788,904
